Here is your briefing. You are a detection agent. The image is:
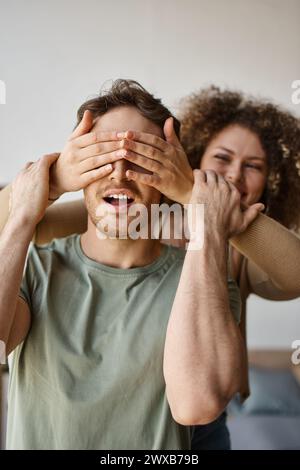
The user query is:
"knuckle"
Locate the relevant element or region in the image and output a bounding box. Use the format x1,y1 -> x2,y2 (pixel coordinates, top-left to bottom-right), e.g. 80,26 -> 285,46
68,143 -> 76,156
89,156 -> 98,167
91,132 -> 97,144
149,146 -> 155,157
100,165 -> 110,174
148,160 -> 156,171
95,143 -> 103,154
150,138 -> 156,149
41,154 -> 54,164
169,172 -> 175,183
69,148 -> 77,161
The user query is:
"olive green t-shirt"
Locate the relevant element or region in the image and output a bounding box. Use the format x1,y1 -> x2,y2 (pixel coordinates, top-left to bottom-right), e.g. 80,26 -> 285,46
6,234 -> 240,450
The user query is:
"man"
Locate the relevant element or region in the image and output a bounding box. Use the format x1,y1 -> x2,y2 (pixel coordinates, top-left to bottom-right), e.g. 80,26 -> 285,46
0,80 -> 263,450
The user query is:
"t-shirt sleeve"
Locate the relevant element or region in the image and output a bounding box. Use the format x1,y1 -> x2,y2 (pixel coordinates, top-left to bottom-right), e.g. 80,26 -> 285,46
19,243 -> 36,311
227,277 -> 241,324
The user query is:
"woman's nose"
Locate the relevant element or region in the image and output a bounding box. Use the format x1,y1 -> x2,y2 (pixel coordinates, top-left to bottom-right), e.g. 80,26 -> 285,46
226,165 -> 244,184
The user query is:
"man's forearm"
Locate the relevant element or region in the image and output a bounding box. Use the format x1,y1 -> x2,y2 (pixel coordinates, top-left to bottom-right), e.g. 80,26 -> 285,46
163,233 -> 245,425
0,215 -> 34,345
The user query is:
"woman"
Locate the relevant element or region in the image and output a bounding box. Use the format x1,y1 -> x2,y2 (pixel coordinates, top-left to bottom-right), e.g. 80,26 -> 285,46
179,86 -> 300,449
1,85 -> 300,449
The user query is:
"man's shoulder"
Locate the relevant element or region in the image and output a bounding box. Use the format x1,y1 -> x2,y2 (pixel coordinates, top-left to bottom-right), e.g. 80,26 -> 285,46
163,243 -> 186,271
166,243 -> 186,261
34,233 -> 76,249
28,234 -> 78,263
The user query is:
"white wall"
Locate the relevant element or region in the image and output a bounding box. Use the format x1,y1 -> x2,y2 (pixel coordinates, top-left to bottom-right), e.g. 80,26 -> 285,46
0,0 -> 299,349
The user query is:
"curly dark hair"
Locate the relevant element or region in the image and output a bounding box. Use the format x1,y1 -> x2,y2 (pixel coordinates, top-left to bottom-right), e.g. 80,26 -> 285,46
179,86 -> 300,230
76,79 -> 181,139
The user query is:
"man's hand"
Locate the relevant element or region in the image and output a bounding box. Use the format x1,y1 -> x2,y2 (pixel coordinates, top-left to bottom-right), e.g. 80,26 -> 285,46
117,117 -> 194,205
9,153 -> 59,227
49,110 -> 126,199
190,169 -> 264,239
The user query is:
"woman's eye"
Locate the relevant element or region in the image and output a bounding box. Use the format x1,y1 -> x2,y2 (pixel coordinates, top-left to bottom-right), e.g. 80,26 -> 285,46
245,163 -> 262,171
214,154 -> 229,162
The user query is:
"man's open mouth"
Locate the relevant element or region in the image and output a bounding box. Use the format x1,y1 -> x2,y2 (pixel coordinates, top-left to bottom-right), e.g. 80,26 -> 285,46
103,194 -> 135,206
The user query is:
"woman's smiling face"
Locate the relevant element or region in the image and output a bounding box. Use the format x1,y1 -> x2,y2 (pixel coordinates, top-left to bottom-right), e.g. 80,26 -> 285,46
200,124 -> 268,206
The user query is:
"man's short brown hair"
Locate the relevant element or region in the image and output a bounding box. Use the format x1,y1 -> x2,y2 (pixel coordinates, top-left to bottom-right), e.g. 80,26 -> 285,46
76,79 -> 180,138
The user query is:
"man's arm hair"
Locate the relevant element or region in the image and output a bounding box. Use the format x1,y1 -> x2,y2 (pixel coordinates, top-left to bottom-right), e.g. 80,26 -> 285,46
0,215 -> 34,357
163,236 -> 245,426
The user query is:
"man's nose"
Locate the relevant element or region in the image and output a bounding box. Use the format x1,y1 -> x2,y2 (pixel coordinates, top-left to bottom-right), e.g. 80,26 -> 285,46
108,159 -> 132,182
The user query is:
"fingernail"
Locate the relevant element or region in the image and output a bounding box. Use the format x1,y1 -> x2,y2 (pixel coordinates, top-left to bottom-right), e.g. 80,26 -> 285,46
119,139 -> 129,149
126,131 -> 134,139
116,149 -> 126,157
117,132 -> 126,139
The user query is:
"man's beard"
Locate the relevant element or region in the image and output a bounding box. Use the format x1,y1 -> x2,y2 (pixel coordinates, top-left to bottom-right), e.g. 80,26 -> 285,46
84,193 -> 151,240
85,193 -> 101,228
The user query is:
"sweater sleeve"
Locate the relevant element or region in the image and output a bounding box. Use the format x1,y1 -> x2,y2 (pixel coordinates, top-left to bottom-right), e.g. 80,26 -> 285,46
34,198 -> 87,244
230,213 -> 300,298
0,184 -> 11,233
